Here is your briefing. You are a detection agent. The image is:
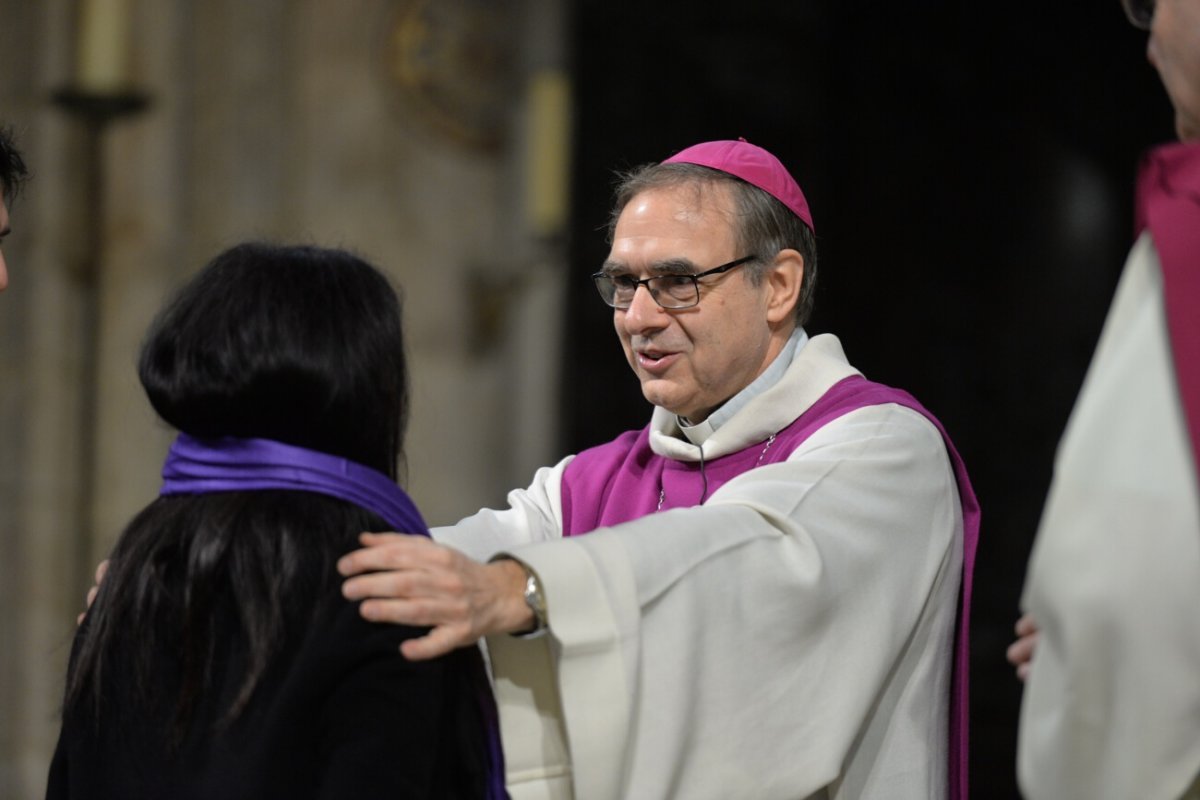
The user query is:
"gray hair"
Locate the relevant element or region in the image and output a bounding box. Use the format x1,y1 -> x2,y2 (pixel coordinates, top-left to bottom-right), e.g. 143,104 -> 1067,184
607,161 -> 818,326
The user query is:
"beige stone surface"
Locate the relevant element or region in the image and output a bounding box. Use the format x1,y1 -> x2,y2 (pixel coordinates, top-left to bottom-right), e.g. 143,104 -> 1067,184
0,0 -> 568,795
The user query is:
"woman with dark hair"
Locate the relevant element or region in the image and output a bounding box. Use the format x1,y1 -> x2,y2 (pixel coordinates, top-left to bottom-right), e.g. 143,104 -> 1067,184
46,242 -> 505,799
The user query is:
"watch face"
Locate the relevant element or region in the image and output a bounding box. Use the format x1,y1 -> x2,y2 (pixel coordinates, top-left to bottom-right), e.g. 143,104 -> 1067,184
524,572 -> 547,621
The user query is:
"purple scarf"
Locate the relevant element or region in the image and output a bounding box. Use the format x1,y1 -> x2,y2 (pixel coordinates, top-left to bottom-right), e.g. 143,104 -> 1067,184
161,434 -> 429,534
160,433 -> 510,800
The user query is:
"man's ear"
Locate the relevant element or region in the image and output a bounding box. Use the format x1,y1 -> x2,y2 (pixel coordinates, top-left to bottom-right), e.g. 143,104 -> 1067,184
765,249 -> 804,325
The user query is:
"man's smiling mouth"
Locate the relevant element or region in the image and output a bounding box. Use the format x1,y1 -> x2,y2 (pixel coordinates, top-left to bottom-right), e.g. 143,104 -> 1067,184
635,348 -> 678,372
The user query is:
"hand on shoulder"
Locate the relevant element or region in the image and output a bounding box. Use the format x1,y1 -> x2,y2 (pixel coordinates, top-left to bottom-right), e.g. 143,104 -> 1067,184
338,532 -> 532,660
77,559 -> 109,625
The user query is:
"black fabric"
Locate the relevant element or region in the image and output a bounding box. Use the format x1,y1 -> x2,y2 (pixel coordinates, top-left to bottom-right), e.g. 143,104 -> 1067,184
46,571 -> 492,799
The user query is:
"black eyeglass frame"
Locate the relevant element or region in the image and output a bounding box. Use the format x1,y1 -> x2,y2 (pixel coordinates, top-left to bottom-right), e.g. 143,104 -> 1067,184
1121,0 -> 1154,29
591,254 -> 759,310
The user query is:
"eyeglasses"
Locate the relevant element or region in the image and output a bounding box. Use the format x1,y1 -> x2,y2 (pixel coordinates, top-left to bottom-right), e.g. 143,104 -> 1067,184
592,255 -> 758,310
1121,0 -> 1154,29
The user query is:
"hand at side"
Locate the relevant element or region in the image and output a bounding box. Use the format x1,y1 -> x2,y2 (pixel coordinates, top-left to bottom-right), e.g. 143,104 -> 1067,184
1005,612 -> 1040,682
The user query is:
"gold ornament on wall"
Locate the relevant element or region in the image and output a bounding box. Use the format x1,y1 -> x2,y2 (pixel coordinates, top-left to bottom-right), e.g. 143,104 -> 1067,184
389,0 -> 518,152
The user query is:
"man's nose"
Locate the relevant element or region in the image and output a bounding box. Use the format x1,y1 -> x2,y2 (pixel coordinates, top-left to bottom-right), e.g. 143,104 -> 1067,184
621,283 -> 669,332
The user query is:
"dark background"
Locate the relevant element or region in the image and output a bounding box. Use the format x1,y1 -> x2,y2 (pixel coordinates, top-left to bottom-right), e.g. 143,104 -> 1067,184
559,3 -> 1175,798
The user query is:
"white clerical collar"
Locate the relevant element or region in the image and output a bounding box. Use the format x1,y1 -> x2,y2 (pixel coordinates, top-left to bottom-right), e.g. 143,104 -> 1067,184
678,327 -> 808,446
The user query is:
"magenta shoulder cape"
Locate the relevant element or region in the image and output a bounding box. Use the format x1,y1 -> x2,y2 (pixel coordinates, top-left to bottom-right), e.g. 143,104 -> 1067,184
561,375 -> 980,800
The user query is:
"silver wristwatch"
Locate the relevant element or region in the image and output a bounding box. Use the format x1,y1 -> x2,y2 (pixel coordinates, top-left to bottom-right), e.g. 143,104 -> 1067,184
491,555 -> 548,639
518,566 -> 548,639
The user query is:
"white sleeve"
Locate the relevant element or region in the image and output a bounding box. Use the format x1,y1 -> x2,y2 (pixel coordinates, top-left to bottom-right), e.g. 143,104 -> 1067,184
494,403 -> 963,800
429,456 -> 573,562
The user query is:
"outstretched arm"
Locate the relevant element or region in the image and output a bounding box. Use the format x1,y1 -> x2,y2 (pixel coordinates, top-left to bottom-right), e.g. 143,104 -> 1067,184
491,403 -> 964,798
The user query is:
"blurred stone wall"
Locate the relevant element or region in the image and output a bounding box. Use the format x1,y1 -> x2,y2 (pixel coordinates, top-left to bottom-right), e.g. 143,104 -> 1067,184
0,0 -> 569,795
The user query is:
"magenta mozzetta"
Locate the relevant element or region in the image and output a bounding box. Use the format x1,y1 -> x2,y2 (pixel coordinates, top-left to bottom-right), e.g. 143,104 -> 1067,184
1135,140 -> 1200,470
560,374 -> 980,800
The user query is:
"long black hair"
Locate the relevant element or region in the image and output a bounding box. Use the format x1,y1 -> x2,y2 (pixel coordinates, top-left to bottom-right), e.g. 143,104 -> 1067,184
64,242 -> 410,741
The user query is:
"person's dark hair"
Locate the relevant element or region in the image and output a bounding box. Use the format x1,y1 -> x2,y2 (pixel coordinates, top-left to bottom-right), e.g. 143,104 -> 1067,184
607,162 -> 819,326
0,125 -> 29,206
63,242 -> 410,744
139,242 -> 407,477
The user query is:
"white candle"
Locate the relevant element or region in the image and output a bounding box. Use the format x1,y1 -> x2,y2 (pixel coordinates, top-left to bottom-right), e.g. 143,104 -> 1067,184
76,0 -> 132,93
